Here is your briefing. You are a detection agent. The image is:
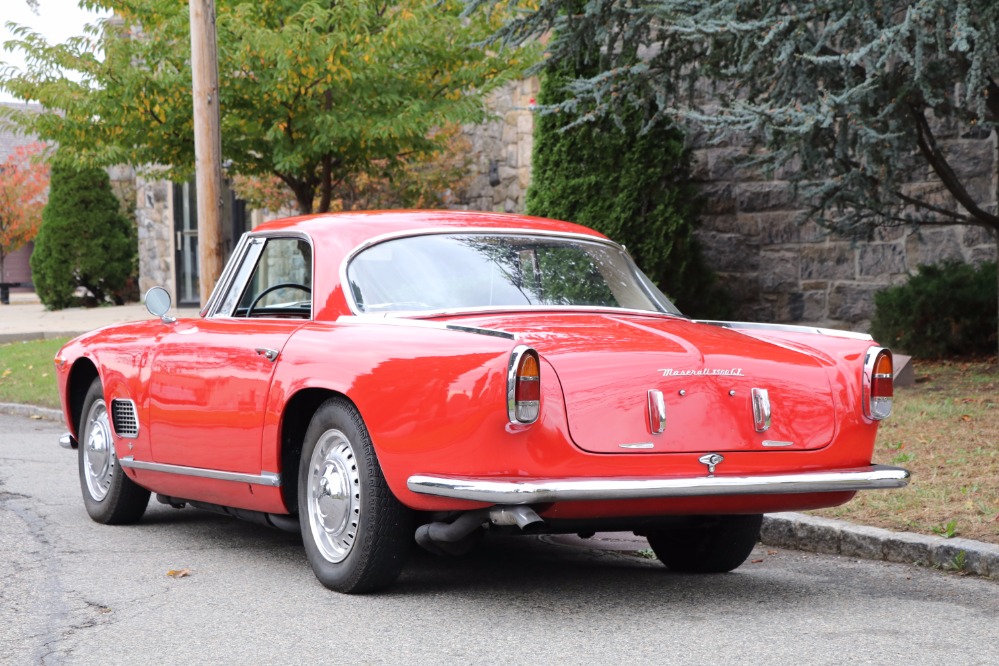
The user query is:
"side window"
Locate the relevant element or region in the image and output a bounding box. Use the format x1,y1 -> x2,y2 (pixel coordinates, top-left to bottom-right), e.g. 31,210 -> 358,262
232,238 -> 313,318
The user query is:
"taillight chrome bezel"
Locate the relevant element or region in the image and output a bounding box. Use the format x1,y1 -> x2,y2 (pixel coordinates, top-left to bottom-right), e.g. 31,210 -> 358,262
863,347 -> 894,421
507,345 -> 541,425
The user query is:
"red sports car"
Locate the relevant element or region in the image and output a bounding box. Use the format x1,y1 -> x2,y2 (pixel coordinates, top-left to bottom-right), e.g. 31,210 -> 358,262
55,210 -> 908,592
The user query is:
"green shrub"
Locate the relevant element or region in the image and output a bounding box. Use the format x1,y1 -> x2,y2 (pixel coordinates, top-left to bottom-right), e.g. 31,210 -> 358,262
871,260 -> 998,358
526,63 -> 730,319
30,163 -> 136,309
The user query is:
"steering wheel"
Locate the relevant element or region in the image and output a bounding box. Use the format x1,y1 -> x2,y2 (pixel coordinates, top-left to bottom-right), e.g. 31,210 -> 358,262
246,283 -> 311,317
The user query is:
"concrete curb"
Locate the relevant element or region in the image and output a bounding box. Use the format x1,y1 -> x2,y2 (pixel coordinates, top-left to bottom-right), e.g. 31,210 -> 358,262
0,402 -> 62,422
1,402 -> 995,580
762,512 -> 998,579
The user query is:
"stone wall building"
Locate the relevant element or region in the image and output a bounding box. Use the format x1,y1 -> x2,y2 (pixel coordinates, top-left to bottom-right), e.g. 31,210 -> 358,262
689,136 -> 998,330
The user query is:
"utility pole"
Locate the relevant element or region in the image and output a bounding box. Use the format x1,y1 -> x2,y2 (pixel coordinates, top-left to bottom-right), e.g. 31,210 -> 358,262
189,0 -> 224,307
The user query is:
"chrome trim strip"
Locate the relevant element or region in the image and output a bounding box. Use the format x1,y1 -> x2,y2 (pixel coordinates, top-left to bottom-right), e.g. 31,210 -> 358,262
445,324 -> 517,340
119,457 -> 281,487
407,465 -> 910,504
697,320 -> 874,341
337,315 -> 517,340
762,440 -> 794,447
647,389 -> 666,434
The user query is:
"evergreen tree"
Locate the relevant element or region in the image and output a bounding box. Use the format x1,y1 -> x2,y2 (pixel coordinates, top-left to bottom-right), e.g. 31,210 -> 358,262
527,60 -> 727,317
31,163 -> 136,309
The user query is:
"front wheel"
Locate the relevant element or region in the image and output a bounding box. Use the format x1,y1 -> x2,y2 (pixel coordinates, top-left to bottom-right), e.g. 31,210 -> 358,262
298,397 -> 413,593
646,514 -> 762,573
78,378 -> 150,524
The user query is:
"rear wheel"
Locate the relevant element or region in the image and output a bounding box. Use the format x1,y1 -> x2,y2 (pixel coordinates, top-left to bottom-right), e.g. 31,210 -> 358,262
646,514 -> 762,573
298,397 -> 412,593
78,378 -> 150,524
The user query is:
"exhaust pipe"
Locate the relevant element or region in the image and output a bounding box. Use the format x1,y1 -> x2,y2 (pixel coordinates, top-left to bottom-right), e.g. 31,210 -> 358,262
415,506 -> 544,555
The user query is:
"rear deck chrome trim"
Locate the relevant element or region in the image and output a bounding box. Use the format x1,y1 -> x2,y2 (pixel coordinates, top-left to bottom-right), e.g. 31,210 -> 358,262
119,457 -> 281,487
407,465 -> 910,504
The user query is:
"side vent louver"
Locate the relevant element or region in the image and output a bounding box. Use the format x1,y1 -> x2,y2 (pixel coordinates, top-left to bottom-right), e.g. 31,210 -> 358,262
111,399 -> 139,439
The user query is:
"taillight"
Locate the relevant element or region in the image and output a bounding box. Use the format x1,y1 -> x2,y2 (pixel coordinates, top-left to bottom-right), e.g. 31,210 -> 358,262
508,346 -> 541,424
863,347 -> 893,420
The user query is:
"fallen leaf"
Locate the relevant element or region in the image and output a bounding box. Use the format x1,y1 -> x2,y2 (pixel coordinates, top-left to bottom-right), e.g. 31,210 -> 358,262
960,415 -> 972,421
166,568 -> 191,578
751,559 -> 764,564
767,550 -> 778,556
30,415 -> 41,420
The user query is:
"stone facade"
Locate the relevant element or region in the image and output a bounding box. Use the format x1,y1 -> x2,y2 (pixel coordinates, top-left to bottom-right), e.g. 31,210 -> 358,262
690,138 -> 998,331
133,175 -> 175,299
457,78 -> 539,213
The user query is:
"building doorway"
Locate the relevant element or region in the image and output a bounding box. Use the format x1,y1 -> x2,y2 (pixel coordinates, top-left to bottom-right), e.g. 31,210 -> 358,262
172,180 -> 247,307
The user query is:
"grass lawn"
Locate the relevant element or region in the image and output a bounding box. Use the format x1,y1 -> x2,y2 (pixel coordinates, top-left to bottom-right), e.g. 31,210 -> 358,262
811,359 -> 999,545
2,338 -> 997,544
0,337 -> 68,409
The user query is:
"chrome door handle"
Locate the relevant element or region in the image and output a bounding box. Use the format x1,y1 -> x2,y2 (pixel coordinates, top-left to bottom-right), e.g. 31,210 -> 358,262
255,348 -> 279,363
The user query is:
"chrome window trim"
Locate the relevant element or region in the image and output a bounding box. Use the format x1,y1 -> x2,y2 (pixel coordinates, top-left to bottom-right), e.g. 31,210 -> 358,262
340,228 -> 681,317
202,233 -> 255,317
355,304 -> 689,321
407,465 -> 911,504
207,231 -> 315,320
119,457 -> 281,487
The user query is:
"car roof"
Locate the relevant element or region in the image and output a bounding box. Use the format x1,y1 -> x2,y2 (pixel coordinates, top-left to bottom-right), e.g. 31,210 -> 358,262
250,210 -> 610,249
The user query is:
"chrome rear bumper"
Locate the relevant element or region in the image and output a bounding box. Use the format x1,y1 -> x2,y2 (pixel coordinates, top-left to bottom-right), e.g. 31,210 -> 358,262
407,465 -> 910,505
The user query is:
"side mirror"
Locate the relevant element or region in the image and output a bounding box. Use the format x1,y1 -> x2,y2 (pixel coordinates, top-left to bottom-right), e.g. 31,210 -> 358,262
144,286 -> 176,323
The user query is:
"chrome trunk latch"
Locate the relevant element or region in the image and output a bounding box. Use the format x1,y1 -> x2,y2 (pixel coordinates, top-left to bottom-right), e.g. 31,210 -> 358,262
698,453 -> 724,475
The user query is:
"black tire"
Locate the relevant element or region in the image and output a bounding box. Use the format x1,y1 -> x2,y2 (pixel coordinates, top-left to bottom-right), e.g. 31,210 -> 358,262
78,378 -> 150,524
298,397 -> 413,593
646,514 -> 762,573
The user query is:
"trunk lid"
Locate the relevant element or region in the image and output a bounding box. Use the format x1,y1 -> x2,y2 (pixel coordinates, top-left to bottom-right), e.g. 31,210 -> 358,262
446,312 -> 838,454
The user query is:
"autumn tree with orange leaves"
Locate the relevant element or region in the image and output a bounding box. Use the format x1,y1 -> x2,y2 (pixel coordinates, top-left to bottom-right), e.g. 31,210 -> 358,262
0,142 -> 49,286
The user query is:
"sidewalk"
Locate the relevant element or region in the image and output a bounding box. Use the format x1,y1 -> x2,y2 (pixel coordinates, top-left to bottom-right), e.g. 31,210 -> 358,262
0,292 -> 201,343
1,293 -> 996,579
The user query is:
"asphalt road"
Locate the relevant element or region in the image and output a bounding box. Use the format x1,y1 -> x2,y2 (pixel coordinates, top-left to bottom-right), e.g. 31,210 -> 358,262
2,413 -> 997,665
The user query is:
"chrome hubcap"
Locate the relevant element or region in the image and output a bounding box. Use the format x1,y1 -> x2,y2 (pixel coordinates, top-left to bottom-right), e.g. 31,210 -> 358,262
307,429 -> 360,563
83,399 -> 115,501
